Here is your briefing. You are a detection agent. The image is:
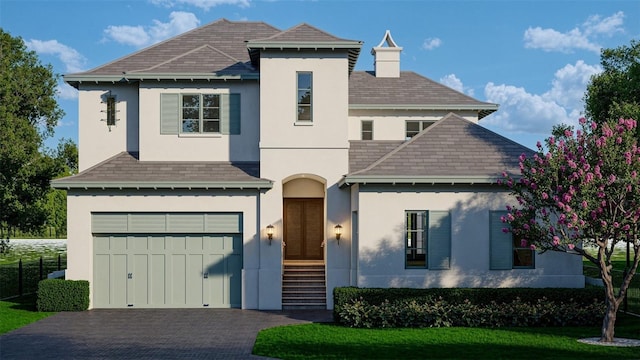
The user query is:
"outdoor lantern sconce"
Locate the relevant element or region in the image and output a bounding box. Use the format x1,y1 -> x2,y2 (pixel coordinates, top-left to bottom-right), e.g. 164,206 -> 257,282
334,224 -> 343,243
266,224 -> 274,245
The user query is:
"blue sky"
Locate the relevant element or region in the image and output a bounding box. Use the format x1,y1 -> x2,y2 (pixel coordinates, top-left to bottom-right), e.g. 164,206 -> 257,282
2,0 -> 639,150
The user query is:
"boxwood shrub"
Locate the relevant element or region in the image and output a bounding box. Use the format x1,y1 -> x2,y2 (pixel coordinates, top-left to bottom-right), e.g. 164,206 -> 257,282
37,279 -> 90,312
334,287 -> 604,328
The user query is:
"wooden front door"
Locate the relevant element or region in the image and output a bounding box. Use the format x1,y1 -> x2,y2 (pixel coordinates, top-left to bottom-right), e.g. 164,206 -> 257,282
284,198 -> 324,260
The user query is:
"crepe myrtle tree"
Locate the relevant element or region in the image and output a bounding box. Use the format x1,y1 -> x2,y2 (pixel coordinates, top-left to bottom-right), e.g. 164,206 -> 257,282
500,117 -> 640,343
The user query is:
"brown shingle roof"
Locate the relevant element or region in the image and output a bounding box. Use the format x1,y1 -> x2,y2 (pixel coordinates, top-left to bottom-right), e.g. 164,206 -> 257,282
347,113 -> 533,180
249,23 -> 354,42
349,140 -> 404,173
75,19 -> 280,76
349,71 -> 497,118
51,152 -> 272,189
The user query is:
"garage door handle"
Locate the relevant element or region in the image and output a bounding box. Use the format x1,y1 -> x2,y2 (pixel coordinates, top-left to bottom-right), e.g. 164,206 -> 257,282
203,272 -> 208,279
128,273 -> 133,279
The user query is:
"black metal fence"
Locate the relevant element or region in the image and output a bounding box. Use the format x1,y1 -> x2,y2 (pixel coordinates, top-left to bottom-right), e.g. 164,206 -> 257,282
584,265 -> 640,315
0,255 -> 67,300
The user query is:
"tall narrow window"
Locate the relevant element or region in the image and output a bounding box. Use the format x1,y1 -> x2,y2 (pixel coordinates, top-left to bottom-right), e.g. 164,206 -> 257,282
406,211 -> 427,268
405,120 -> 434,139
361,120 -> 373,140
106,96 -> 117,127
181,94 -> 220,134
297,72 -> 312,122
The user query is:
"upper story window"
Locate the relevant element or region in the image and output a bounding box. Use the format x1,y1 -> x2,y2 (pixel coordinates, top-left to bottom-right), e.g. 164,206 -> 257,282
489,211 -> 535,270
361,120 -> 373,140
182,94 -> 220,133
160,93 -> 240,136
297,72 -> 313,122
406,120 -> 434,139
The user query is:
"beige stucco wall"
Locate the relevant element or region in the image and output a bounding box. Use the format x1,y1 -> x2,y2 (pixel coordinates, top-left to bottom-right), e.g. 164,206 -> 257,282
354,185 -> 584,288
137,82 -> 260,162
65,189 -> 263,309
347,110 -> 480,141
77,83 -> 139,171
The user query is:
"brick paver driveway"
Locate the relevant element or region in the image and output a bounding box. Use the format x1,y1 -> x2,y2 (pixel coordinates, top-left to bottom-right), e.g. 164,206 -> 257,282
0,309 -> 332,359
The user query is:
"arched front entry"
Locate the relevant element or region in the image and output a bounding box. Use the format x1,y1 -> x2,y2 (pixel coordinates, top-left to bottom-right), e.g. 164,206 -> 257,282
282,176 -> 326,261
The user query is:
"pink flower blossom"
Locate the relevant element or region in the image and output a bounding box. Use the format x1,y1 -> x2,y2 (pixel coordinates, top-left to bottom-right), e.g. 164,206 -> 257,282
552,236 -> 560,246
568,244 -> 575,250
520,239 -> 528,247
530,244 -> 537,250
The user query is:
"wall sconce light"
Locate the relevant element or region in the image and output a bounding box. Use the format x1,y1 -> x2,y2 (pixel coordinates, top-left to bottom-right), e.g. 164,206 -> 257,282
266,224 -> 274,245
334,224 -> 342,243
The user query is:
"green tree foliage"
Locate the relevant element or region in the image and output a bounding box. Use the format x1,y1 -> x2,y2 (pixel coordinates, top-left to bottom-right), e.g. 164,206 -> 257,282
500,118 -> 640,343
585,40 -> 640,124
0,29 -> 64,246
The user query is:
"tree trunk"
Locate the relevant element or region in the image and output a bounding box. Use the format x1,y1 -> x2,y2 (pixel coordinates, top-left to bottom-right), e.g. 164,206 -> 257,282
600,297 -> 618,342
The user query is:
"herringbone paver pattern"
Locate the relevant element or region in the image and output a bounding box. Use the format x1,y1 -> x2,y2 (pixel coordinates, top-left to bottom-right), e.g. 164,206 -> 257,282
0,309 -> 332,359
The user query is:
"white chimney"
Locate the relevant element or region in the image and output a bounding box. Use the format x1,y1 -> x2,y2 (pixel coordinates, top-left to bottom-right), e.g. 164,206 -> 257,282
371,30 -> 402,78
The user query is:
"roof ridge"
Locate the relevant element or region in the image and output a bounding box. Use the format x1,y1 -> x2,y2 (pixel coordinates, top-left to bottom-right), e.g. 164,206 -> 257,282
250,22 -> 352,42
127,44 -> 251,73
407,71 -> 496,106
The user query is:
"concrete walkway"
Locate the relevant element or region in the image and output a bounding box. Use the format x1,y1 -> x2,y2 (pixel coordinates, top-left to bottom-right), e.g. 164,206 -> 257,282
0,309 -> 333,359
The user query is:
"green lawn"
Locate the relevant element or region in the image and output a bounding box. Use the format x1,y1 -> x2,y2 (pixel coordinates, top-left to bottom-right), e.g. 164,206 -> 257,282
254,316 -> 640,360
0,295 -> 56,335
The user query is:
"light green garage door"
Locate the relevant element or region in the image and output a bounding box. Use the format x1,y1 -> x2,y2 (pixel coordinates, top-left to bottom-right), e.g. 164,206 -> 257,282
92,213 -> 242,308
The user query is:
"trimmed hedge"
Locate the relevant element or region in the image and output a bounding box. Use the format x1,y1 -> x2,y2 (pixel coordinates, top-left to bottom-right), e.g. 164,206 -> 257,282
334,287 -> 605,328
37,279 -> 90,312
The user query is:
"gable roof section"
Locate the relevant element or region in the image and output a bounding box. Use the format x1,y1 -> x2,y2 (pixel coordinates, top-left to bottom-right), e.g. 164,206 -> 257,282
65,19 -> 281,86
349,71 -> 498,119
246,23 -> 363,73
341,113 -> 533,186
52,152 -> 273,190
349,140 -> 404,173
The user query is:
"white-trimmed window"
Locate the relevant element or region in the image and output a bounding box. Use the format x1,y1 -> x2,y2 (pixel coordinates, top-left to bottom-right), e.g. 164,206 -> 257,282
405,210 -> 451,269
181,94 -> 220,133
297,72 -> 312,122
405,120 -> 434,139
160,93 -> 240,135
489,211 -> 535,269
361,120 -> 373,140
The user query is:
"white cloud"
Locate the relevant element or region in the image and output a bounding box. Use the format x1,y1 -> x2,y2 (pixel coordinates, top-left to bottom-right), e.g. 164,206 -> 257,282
483,60 -> 602,134
150,0 -> 250,11
439,74 -> 474,97
103,11 -> 200,47
57,83 -> 78,100
523,11 -> 625,53
25,39 -> 87,73
422,37 -> 442,50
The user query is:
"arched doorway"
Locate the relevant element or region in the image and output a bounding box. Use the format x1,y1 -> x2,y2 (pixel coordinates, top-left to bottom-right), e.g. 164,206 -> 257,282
282,176 -> 325,261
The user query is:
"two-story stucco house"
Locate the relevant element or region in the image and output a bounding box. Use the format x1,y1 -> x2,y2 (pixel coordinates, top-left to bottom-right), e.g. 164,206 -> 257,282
53,19 -> 584,310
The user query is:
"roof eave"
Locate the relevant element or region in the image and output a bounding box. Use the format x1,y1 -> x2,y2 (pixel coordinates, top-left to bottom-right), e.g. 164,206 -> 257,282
338,175 -> 511,188
64,73 -> 260,88
51,180 -> 274,190
247,41 -> 362,73
349,103 -> 498,114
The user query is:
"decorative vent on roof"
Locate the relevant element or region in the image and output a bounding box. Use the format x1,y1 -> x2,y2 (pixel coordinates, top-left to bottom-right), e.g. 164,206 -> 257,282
371,30 -> 402,78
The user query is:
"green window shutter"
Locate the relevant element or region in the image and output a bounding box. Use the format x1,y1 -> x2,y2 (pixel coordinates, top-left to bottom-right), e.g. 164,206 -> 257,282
220,93 -> 241,135
160,93 -> 179,134
428,211 -> 451,270
490,211 -> 513,270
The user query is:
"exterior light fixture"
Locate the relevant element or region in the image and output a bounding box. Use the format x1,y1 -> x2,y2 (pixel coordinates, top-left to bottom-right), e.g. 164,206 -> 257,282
334,224 -> 343,243
266,224 -> 275,245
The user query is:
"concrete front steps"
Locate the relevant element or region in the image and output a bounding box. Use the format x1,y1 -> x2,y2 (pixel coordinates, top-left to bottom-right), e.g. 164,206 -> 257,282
282,262 -> 326,310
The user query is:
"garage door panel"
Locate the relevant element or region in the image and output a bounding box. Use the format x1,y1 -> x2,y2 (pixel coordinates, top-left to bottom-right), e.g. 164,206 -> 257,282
128,236 -> 148,251
150,254 -> 166,305
187,236 -> 203,251
171,254 -> 186,304
170,236 -> 186,251
205,254 -> 225,306
227,254 -> 242,307
131,254 -> 149,305
94,254 -> 110,307
150,235 -> 165,252
112,254 -> 128,307
187,254 -> 204,305
111,236 -> 127,251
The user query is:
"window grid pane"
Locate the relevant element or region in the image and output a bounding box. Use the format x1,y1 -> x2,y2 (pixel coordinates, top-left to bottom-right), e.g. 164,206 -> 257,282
181,94 -> 221,134
361,120 -> 373,140
406,211 -> 427,268
513,236 -> 534,268
297,72 -> 312,122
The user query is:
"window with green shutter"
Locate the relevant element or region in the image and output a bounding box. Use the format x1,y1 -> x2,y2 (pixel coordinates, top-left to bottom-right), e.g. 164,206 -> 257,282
160,93 -> 240,135
405,210 -> 451,269
489,211 -> 534,270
